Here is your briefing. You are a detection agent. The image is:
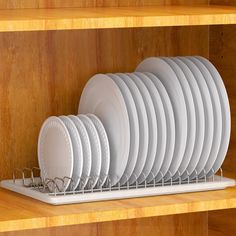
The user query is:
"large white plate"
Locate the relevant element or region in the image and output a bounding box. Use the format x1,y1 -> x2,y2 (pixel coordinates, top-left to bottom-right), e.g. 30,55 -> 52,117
59,116 -> 83,190
172,58 -> 205,180
162,57 -> 196,180
128,72 -> 157,184
68,115 -> 92,189
38,116 -> 73,192
195,56 -> 231,177
78,114 -> 101,188
188,57 -> 222,178
144,72 -> 175,182
108,73 -> 139,185
78,74 -> 130,186
135,72 -> 167,183
179,57 -> 214,180
87,114 -> 110,187
136,57 -> 188,180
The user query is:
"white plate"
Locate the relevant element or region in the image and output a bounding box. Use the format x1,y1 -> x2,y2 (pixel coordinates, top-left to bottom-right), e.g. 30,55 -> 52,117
162,57 -> 196,180
144,72 -> 175,182
59,116 -> 83,190
179,57 -> 214,179
78,74 -> 130,186
136,57 -> 188,180
78,115 -> 101,188
108,73 -> 139,185
68,115 -> 92,189
38,116 -> 73,192
87,114 -> 110,187
188,57 -> 222,178
195,56 -> 231,177
128,72 -> 157,183
172,58 -> 205,180
135,72 -> 167,183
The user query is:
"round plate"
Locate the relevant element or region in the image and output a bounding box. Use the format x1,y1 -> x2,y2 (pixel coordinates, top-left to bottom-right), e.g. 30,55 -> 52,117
144,72 -> 175,182
78,114 -> 101,188
38,116 -> 73,192
78,74 -> 130,186
128,73 -> 157,184
135,72 -> 167,183
87,114 -> 110,187
162,57 -> 196,180
136,57 -> 188,180
68,115 -> 92,189
195,56 -> 231,177
108,73 -> 139,186
188,57 -> 222,178
59,116 -> 83,190
179,57 -> 214,180
172,58 -> 205,180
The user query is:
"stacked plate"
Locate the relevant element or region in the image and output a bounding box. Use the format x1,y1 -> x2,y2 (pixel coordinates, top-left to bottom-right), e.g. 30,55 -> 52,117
79,56 -> 231,187
38,114 -> 110,191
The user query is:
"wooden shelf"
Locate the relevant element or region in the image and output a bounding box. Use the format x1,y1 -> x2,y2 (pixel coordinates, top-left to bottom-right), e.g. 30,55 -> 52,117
0,173 -> 236,232
1,5 -> 236,32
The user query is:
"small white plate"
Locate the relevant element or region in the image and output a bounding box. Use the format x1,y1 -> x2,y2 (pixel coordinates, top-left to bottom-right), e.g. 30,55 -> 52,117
162,57 -> 196,180
195,56 -> 231,177
87,114 -> 110,187
78,114 -> 101,188
136,57 -> 188,180
108,73 -> 139,186
135,72 -> 166,183
79,74 -> 130,186
59,116 -> 83,190
128,72 -> 157,184
188,57 -> 222,178
172,58 -> 205,180
38,116 -> 73,192
179,57 -> 214,180
144,72 -> 175,182
68,115 -> 92,189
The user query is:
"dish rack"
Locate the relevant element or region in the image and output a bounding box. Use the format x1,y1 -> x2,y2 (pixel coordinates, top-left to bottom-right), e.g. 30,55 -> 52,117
1,167 -> 235,205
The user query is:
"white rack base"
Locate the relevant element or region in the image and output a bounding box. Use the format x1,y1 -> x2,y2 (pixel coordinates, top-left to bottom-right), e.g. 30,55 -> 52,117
1,176 -> 235,205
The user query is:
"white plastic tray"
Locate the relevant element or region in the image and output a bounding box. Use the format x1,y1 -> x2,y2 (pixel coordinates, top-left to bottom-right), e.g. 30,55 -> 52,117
1,176 -> 235,205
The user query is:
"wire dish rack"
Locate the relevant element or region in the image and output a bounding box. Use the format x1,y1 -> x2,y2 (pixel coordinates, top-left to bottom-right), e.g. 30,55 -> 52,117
0,167 -> 235,205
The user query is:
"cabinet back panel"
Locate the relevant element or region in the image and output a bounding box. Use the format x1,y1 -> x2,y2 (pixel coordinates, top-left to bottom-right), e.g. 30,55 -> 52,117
0,26 -> 209,179
209,1 -> 236,229
0,0 -> 208,9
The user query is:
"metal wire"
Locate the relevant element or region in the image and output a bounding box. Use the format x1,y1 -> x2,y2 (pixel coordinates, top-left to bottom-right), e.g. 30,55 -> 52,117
11,167 -> 225,196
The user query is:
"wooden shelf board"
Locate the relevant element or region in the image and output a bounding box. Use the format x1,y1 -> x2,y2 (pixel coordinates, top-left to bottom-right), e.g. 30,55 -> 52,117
1,5 -> 236,32
0,173 -> 236,232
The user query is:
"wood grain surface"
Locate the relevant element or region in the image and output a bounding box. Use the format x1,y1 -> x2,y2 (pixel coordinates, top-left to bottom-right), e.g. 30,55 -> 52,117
0,0 -> 209,9
209,0 -> 236,231
2,213 -> 208,236
0,180 -> 236,232
0,5 -> 236,32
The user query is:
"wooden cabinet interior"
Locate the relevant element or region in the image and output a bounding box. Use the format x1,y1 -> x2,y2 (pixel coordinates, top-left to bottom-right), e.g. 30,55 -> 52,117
0,0 -> 236,235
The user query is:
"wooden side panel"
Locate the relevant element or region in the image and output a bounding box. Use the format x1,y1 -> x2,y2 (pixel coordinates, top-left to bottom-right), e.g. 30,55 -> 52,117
209,0 -> 236,233
2,213 -> 208,236
0,0 -> 208,9
0,26 -> 209,180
